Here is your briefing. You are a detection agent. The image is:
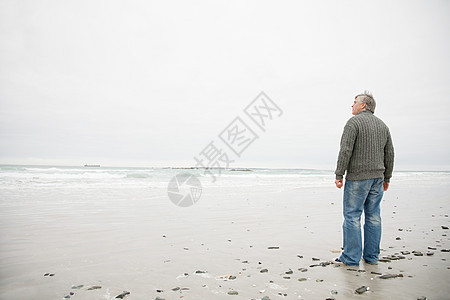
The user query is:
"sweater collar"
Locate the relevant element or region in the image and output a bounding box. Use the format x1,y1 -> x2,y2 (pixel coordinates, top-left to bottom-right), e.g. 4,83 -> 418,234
357,110 -> 373,115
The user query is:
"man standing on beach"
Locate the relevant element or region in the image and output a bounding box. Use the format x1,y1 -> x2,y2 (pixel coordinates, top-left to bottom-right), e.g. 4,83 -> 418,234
334,91 -> 394,266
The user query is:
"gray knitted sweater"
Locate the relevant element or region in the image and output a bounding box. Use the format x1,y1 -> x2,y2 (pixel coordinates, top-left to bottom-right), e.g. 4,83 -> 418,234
335,110 -> 394,182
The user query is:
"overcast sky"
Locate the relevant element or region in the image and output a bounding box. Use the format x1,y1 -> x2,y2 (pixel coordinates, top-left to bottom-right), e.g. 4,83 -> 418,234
1,0 -> 449,170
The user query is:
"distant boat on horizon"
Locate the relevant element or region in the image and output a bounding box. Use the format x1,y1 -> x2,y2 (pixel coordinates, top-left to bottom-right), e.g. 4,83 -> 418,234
84,164 -> 100,167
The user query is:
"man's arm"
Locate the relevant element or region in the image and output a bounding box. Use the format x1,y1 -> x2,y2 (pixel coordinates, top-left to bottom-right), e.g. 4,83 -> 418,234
383,130 -> 395,186
334,122 -> 357,188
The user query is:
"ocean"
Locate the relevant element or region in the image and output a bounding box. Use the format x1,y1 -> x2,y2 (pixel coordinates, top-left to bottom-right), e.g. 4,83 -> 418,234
1,164 -> 449,190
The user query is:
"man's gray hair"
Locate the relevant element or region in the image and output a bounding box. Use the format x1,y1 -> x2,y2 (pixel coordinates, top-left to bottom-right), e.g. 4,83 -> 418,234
355,91 -> 376,113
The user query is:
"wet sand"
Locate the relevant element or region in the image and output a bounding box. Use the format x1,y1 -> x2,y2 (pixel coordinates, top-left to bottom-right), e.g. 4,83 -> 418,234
0,175 -> 449,299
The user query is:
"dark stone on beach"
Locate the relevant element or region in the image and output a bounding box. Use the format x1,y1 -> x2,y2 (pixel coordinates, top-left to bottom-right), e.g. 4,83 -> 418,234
379,274 -> 398,279
417,297 -> 427,300
316,279 -> 323,282
398,228 -> 403,231
64,296 -> 70,299
331,289 -> 338,295
72,285 -> 84,289
442,226 -> 449,230
387,254 -> 404,260
371,272 -> 382,275
283,276 -> 290,279
155,297 -> 165,300
115,291 -> 130,299
298,278 -> 307,281
156,289 -> 163,293
401,251 -> 410,255
312,257 -> 320,261
441,249 -> 450,252
297,255 -> 303,258
49,273 -> 55,276
414,252 -> 424,256
87,286 -> 102,290
242,260 -> 249,264
171,287 -> 180,291
262,297 -> 270,300
426,252 -> 434,256
379,258 -> 391,262
44,273 -> 49,276
311,261 -> 331,267
268,246 -> 279,249
227,291 -> 238,295
298,268 -> 308,272
396,237 -> 401,240
428,247 -> 437,250
195,270 -> 207,274
70,292 -> 74,295
260,268 -> 269,273
355,286 -> 369,294
285,270 -> 293,274
181,287 -> 190,291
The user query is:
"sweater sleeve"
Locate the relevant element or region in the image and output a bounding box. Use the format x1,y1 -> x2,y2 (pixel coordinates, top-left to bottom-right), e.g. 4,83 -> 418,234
383,130 -> 395,183
335,121 -> 357,180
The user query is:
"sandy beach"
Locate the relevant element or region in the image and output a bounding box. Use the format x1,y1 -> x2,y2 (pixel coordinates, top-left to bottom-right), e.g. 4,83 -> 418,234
0,168 -> 449,300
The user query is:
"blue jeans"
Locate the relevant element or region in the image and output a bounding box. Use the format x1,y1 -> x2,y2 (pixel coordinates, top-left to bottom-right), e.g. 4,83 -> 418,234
339,178 -> 384,266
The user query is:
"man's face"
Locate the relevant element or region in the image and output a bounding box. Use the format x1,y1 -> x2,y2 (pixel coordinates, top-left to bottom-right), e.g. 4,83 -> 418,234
352,97 -> 366,115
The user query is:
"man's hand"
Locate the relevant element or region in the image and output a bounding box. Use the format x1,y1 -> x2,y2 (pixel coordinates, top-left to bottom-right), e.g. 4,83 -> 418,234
335,179 -> 343,189
383,181 -> 389,191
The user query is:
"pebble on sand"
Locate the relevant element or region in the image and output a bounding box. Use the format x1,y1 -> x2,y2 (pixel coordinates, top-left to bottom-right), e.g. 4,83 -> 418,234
72,285 -> 84,289
115,291 -> 130,299
227,291 -> 239,295
379,274 -> 403,279
355,286 -> 369,294
87,286 -> 102,290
